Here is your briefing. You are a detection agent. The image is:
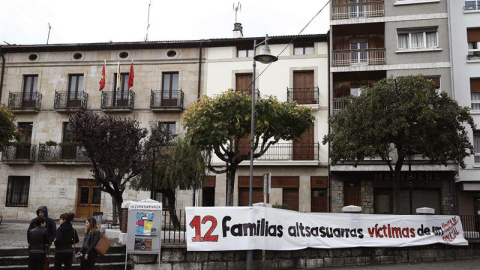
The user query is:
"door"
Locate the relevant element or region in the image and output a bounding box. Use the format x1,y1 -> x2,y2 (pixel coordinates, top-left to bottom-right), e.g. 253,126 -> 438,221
349,0 -> 366,18
22,75 -> 38,108
293,127 -> 314,160
283,188 -> 299,211
67,74 -> 84,107
236,73 -> 253,94
16,122 -> 33,159
238,187 -> 263,206
311,189 -> 328,212
61,122 -> 76,159
114,73 -> 130,107
76,179 -> 101,219
161,72 -> 179,106
293,71 -> 314,104
350,41 -> 368,64
344,181 -> 362,206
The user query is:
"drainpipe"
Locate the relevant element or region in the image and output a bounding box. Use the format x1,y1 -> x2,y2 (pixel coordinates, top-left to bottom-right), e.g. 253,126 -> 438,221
197,41 -> 203,101
0,47 -> 5,103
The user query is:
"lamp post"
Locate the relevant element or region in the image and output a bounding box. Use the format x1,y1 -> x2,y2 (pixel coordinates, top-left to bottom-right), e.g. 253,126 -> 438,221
247,34 -> 278,270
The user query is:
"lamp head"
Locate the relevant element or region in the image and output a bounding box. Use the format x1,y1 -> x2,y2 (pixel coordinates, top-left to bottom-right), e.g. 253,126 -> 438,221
254,45 -> 278,64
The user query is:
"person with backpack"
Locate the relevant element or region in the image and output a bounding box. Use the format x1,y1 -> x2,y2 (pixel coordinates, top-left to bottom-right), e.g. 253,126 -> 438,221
28,206 -> 57,245
54,212 -> 79,270
27,217 -> 49,270
77,217 -> 101,270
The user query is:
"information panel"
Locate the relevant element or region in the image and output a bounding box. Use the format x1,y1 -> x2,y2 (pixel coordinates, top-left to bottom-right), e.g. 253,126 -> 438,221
126,199 -> 162,255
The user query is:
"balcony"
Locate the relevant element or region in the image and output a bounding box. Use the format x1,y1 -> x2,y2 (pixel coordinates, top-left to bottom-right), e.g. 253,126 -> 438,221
38,144 -> 90,164
101,90 -> 135,112
464,3 -> 480,11
1,144 -> 36,164
240,143 -> 319,161
287,87 -> 319,105
467,51 -> 480,61
333,98 -> 353,114
150,90 -> 184,112
331,1 -> 384,20
54,91 -> 88,112
333,49 -> 386,67
8,92 -> 42,113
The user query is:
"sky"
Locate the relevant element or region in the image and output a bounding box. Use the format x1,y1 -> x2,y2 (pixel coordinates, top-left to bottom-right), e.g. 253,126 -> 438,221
0,0 -> 330,45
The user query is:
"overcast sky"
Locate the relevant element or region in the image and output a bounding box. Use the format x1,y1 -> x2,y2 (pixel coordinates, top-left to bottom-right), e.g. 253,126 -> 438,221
0,0 -> 331,45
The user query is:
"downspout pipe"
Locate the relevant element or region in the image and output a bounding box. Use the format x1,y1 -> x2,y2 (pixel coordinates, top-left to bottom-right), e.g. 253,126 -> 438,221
0,47 -> 5,103
197,41 -> 203,101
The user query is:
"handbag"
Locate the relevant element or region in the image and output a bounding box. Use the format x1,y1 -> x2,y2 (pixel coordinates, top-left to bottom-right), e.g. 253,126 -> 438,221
94,233 -> 110,256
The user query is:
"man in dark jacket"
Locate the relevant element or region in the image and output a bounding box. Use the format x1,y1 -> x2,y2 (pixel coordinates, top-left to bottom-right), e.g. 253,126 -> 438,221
28,206 -> 56,244
27,217 -> 49,270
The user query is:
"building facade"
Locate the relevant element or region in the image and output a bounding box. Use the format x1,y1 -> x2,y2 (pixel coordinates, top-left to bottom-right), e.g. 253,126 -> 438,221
329,0 -> 455,215
448,0 -> 480,216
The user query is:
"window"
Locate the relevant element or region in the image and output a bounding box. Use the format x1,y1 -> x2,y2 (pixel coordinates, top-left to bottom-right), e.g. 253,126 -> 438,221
68,74 -> 84,105
350,41 -> 368,64
18,122 -> 33,142
350,86 -> 362,97
294,43 -> 314,55
113,73 -> 130,99
162,72 -> 179,99
397,28 -> 438,50
202,176 -> 216,206
474,131 -> 480,164
62,123 -> 72,142
344,181 -> 361,206
6,176 -> 30,207
424,76 -> 441,94
471,78 -> 480,110
349,0 -> 366,18
237,48 -> 254,58
467,28 -> 480,59
23,75 -> 38,107
159,122 -> 176,141
465,0 -> 480,10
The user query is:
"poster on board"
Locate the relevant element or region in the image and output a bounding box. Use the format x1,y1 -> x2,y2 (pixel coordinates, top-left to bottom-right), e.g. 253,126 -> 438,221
126,199 -> 162,255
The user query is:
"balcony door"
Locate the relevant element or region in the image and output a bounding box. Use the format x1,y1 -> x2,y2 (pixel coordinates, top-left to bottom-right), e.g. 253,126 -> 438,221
293,126 -> 314,160
350,41 -> 368,65
349,0 -> 366,18
17,122 -> 33,159
67,74 -> 84,107
293,71 -> 315,104
114,73 -> 130,106
76,179 -> 101,219
162,72 -> 179,106
22,75 -> 38,108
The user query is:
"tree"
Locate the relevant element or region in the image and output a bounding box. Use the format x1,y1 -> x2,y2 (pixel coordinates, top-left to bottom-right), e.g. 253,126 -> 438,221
0,105 -> 19,150
69,110 -> 154,225
183,91 -> 314,206
323,75 -> 476,214
131,135 -> 206,228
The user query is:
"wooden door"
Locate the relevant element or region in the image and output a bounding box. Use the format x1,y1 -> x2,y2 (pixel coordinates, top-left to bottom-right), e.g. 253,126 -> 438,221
22,75 -> 38,108
238,188 -> 263,206
293,127 -> 314,160
293,71 -> 314,104
236,73 -> 253,94
344,181 -> 362,206
76,179 -> 101,219
161,72 -> 179,106
283,188 -> 299,211
67,74 -> 83,107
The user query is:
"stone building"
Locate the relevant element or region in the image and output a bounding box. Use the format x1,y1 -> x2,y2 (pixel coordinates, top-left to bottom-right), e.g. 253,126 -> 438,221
329,0 -> 455,214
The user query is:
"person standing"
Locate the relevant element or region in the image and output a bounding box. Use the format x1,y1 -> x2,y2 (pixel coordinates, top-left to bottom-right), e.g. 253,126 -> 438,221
27,217 -> 49,270
28,205 -> 57,244
78,217 -> 101,270
54,212 -> 79,270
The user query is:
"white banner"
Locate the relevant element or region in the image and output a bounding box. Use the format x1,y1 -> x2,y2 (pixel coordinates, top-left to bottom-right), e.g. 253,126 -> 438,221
186,207 -> 467,251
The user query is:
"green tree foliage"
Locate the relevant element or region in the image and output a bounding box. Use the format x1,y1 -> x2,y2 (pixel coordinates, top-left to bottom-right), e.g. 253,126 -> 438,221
0,105 -> 19,150
131,135 -> 206,228
323,75 -> 475,213
183,91 -> 314,206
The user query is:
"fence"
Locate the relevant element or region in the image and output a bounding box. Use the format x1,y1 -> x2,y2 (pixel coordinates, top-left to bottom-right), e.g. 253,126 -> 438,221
460,215 -> 480,239
162,209 -> 186,244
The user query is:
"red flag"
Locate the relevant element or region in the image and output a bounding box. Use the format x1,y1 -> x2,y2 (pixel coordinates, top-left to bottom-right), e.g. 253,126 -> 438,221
128,60 -> 134,90
99,60 -> 106,91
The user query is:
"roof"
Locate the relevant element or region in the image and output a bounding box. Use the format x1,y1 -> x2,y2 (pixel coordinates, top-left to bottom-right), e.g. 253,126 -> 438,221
0,34 -> 328,53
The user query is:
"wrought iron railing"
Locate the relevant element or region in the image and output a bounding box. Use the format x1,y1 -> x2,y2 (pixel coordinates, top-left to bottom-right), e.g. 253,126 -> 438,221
239,142 -> 320,161
333,49 -> 386,67
54,91 -> 88,110
287,87 -> 319,104
8,92 -> 42,111
235,89 -> 261,101
37,144 -> 90,163
162,209 -> 186,244
460,215 -> 480,239
1,145 -> 36,162
333,97 -> 353,114
331,1 -> 384,20
101,90 -> 135,110
150,90 -> 184,110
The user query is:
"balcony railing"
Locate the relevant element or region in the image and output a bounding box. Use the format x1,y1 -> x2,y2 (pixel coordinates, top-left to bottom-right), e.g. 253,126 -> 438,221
54,91 -> 88,111
460,215 -> 480,239
333,49 -> 386,67
467,51 -> 480,61
235,89 -> 261,101
331,1 -> 384,20
240,143 -> 319,161
333,98 -> 353,114
101,90 -> 135,111
464,3 -> 480,11
287,87 -> 319,105
150,90 -> 184,111
38,144 -> 90,163
1,145 -> 36,163
8,92 -> 42,112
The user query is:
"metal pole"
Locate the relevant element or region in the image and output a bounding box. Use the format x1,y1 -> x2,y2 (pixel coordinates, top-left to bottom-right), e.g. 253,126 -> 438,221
151,149 -> 155,200
246,39 -> 257,270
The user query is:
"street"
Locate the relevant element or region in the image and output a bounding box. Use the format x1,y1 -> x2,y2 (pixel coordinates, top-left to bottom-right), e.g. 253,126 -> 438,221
327,258 -> 480,270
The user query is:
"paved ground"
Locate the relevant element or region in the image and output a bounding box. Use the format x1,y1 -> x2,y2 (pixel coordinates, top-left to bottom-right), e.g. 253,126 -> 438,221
326,259 -> 480,270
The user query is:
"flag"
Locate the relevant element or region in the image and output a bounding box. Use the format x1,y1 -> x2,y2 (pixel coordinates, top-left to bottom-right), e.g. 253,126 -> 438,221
99,60 -> 106,91
116,61 -> 121,91
128,60 -> 134,90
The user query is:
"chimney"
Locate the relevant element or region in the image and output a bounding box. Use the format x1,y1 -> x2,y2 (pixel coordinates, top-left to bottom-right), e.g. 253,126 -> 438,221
233,22 -> 243,38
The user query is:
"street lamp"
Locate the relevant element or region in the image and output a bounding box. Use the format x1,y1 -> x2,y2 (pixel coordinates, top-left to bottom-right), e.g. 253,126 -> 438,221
247,34 -> 278,270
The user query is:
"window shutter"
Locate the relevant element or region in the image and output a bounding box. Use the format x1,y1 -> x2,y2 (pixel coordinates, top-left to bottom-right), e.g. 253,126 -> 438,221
467,28 -> 480,43
471,78 -> 480,93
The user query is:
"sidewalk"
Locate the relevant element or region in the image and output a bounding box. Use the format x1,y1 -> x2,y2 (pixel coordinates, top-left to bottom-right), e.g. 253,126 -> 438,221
0,219 -> 86,249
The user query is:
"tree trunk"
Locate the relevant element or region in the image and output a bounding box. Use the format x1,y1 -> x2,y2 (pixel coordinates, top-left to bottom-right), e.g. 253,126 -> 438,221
226,166 -> 236,206
393,158 -> 404,215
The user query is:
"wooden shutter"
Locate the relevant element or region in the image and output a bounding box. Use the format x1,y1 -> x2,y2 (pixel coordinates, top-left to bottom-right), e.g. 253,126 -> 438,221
283,188 -> 299,211
344,181 -> 362,206
293,127 -> 314,160
471,78 -> 480,93
467,28 -> 480,43
236,73 -> 253,93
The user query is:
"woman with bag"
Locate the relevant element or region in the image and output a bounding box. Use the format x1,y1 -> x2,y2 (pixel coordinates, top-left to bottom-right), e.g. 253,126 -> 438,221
54,212 -> 79,270
77,217 -> 101,270
27,216 -> 49,270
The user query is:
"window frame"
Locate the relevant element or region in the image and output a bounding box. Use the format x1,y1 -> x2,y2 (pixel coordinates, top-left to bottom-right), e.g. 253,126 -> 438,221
23,75 -> 38,101
474,131 -> 480,165
397,28 -> 439,51
471,78 -> 480,111
294,44 -> 315,55
158,121 -> 177,142
465,0 -> 480,10
6,176 -> 30,207
237,48 -> 254,58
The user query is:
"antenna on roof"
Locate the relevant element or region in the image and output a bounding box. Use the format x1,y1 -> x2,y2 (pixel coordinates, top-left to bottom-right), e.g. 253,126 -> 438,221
46,23 -> 51,44
145,0 -> 152,41
233,2 -> 241,23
